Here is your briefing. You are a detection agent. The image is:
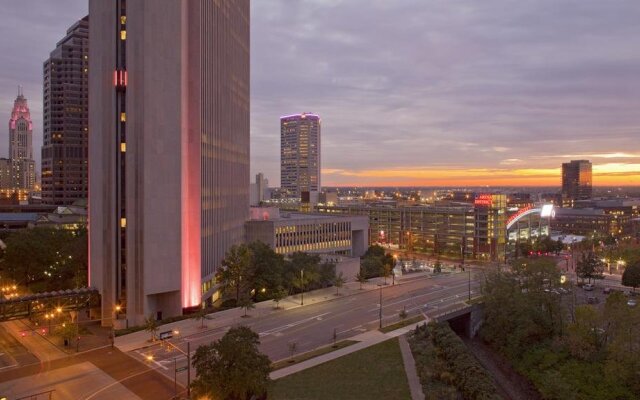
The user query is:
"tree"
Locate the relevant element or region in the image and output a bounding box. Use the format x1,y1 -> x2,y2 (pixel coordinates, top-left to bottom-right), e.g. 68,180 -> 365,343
192,306 -> 209,329
271,286 -> 288,309
217,244 -> 253,303
433,261 -> 442,274
576,252 -> 605,284
284,252 -> 321,293
56,322 -> 78,346
622,262 -> 640,293
238,295 -> 255,318
361,256 -> 383,279
144,314 -> 158,342
355,269 -> 368,290
248,241 -> 284,301
382,263 -> 392,285
191,326 -> 271,400
333,271 -> 345,295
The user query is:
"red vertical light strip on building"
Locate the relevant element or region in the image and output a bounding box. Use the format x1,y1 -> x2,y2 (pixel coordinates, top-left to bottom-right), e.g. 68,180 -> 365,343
180,1 -> 201,309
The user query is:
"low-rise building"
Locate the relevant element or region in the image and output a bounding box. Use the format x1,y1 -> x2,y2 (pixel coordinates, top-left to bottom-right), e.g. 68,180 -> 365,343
245,207 -> 368,257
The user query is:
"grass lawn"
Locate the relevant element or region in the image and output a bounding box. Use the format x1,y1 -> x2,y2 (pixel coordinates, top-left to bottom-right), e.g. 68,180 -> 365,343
270,338 -> 411,400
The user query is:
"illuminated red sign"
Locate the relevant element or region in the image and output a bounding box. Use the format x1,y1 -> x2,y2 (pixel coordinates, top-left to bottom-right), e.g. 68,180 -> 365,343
114,70 -> 128,88
474,194 -> 493,207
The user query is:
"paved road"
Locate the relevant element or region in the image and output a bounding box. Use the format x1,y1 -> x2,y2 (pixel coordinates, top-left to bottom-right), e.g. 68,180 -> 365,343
132,272 -> 482,387
0,324 -> 38,370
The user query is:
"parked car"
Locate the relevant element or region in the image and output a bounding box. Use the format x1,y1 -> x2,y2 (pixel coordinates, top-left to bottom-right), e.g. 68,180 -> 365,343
603,287 -> 611,294
628,299 -> 637,307
584,284 -> 594,291
587,296 -> 599,304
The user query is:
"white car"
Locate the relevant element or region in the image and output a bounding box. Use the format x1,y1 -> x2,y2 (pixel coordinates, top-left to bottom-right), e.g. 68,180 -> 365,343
628,299 -> 637,307
583,284 -> 594,291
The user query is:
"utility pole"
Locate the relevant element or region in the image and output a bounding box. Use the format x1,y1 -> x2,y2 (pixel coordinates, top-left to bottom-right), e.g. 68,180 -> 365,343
378,284 -> 383,329
187,341 -> 191,398
468,270 -> 471,302
300,269 -> 304,306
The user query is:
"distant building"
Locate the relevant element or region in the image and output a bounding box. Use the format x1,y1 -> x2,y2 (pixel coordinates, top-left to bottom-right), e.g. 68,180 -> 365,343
89,0 -> 250,326
280,113 -> 321,197
42,16 -> 89,205
562,160 -> 592,207
2,89 -> 36,201
250,172 -> 269,206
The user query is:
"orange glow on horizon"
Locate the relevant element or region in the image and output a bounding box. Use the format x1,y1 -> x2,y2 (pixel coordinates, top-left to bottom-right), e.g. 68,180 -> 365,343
322,163 -> 640,187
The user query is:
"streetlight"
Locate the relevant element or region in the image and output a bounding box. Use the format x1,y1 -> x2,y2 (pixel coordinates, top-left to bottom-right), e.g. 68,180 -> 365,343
468,270 -> 471,302
300,269 -> 304,306
378,283 -> 383,329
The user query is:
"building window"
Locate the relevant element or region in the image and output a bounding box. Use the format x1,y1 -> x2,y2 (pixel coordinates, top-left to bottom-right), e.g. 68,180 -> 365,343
120,218 -> 127,228
120,30 -> 127,40
120,143 -> 126,152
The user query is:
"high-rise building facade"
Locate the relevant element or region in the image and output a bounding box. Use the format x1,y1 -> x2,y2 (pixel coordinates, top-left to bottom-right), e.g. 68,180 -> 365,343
2,89 -> 36,200
89,0 -> 250,326
561,160 -> 592,207
280,113 -> 321,197
42,16 -> 89,205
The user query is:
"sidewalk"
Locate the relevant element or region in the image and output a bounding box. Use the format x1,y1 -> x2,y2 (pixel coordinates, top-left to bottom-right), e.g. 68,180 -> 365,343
116,271 -> 451,353
398,335 -> 425,400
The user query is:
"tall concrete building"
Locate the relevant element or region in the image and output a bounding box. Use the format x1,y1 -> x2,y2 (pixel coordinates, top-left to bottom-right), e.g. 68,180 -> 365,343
561,160 -> 592,207
1,89 -> 36,200
89,0 -> 250,326
280,113 -> 321,197
42,16 -> 89,205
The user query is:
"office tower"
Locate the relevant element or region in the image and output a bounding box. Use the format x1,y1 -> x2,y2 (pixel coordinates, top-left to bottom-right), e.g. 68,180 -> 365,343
42,16 -> 89,205
561,160 -> 592,207
280,113 -> 321,197
89,0 -> 250,326
6,89 -> 36,195
256,172 -> 268,203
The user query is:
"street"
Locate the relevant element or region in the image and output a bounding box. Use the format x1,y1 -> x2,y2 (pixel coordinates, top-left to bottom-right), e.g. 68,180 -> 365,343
130,272 -> 481,389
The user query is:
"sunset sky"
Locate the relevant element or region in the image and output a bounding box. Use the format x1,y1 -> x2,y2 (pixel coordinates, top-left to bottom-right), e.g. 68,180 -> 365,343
1,0 -> 639,187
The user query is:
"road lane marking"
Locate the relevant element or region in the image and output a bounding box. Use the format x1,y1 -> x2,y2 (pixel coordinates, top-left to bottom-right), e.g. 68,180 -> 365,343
259,312 -> 331,337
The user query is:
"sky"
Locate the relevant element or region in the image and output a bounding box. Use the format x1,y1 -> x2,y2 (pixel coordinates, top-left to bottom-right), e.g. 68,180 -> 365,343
1,0 -> 639,187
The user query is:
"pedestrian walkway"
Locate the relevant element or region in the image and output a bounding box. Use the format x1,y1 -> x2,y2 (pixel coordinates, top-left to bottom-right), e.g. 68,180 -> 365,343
269,319 -> 426,380
115,271 -> 452,353
398,335 -> 425,400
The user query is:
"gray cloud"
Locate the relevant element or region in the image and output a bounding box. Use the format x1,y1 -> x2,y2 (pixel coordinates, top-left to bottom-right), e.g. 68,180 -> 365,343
1,1 -> 638,185
251,0 -> 640,185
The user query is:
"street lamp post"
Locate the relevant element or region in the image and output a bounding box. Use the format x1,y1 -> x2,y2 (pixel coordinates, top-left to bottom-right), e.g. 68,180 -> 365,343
300,269 -> 304,306
468,270 -> 471,302
378,284 -> 383,329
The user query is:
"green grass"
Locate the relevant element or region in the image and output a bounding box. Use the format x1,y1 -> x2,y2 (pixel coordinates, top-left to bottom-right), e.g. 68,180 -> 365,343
271,340 -> 359,371
379,315 -> 425,333
270,338 -> 411,400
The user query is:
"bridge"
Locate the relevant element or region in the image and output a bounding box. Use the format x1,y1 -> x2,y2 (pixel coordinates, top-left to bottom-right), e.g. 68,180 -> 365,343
0,287 -> 100,322
430,302 -> 485,338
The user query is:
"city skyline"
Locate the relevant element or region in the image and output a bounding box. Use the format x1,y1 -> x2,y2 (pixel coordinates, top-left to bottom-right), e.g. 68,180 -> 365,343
1,0 -> 640,187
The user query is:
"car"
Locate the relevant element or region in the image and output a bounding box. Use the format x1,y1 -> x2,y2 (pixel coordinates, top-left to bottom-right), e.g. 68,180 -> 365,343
584,284 -> 594,291
628,299 -> 637,307
603,287 -> 611,294
587,296 -> 599,304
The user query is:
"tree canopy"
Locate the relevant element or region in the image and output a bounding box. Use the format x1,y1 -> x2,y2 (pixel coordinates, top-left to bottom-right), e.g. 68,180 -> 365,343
191,326 -> 271,400
1,226 -> 87,292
